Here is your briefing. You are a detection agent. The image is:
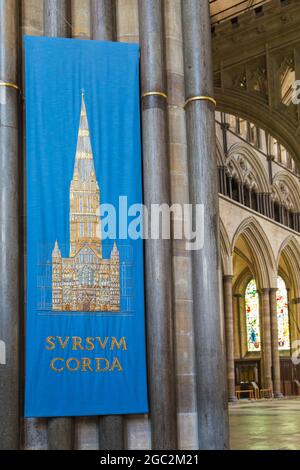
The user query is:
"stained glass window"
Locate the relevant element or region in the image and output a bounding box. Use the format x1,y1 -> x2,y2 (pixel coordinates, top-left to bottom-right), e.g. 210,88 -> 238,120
245,279 -> 261,352
276,276 -> 290,351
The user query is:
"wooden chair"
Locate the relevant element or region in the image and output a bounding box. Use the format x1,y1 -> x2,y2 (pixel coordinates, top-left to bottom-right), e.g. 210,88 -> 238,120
259,388 -> 272,399
235,389 -> 254,400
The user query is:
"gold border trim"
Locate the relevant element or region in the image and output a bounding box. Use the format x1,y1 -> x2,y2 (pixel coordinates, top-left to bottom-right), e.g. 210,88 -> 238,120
184,95 -> 217,108
141,91 -> 168,100
0,81 -> 20,91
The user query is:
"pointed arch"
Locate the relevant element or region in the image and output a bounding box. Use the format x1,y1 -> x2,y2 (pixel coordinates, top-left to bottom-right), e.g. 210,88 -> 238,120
272,171 -> 300,212
277,235 -> 300,298
227,142 -> 270,193
231,216 -> 277,289
234,247 -> 254,276
233,266 -> 253,295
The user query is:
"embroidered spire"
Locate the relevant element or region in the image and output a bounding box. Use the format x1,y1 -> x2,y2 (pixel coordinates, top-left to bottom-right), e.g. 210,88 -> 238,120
73,92 -> 96,182
52,240 -> 61,258
111,241 -> 119,259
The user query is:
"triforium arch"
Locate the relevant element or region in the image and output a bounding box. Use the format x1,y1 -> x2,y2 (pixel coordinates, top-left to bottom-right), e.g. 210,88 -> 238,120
231,216 -> 277,290
272,171 -> 300,215
227,142 -> 270,194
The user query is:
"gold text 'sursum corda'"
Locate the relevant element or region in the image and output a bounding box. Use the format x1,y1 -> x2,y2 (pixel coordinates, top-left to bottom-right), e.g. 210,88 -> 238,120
45,336 -> 127,373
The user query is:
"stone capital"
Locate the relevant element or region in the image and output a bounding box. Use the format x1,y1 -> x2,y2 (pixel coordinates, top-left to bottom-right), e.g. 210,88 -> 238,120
269,287 -> 277,293
259,288 -> 270,294
220,122 -> 230,131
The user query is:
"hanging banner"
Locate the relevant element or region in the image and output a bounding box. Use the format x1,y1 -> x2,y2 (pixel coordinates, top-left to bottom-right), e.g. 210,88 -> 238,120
24,36 -> 148,417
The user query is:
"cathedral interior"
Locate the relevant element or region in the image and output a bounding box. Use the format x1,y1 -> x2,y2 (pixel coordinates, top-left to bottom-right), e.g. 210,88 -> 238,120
2,0 -> 300,452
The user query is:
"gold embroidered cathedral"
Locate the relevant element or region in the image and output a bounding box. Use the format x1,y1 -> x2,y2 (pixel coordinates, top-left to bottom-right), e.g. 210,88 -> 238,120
51,93 -> 120,312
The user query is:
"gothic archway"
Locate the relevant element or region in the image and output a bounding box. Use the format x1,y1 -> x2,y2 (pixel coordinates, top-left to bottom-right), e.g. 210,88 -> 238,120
232,216 -> 277,290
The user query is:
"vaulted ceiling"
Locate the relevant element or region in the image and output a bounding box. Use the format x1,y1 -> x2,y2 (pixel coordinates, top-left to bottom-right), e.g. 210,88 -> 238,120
210,0 -> 271,25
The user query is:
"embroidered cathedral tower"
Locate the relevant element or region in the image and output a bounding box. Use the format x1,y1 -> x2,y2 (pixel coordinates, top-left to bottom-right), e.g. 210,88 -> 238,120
52,92 -> 120,312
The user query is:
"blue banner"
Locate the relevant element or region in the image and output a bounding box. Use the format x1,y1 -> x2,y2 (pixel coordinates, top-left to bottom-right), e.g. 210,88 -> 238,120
24,36 -> 148,417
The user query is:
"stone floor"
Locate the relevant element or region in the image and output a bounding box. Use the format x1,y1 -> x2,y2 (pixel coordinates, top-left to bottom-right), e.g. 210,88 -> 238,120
229,397 -> 300,450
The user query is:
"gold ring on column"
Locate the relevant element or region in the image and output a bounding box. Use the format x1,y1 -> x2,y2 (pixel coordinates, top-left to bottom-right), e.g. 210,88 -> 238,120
184,95 -> 217,108
141,91 -> 168,100
0,81 -> 20,91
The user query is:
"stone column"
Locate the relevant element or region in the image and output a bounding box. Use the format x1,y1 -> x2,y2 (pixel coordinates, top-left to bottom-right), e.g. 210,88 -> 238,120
116,0 -> 139,43
90,0 -> 124,451
233,293 -> 242,358
139,0 -> 177,450
220,122 -> 229,155
257,193 -> 262,214
267,155 -> 273,184
43,0 -> 74,450
181,0 -> 229,449
223,276 -> 236,402
238,183 -> 244,205
71,0 -> 90,39
44,0 -> 69,37
269,288 -> 283,397
90,0 -> 115,41
0,0 -> 20,450
260,288 -> 273,391
228,175 -> 233,199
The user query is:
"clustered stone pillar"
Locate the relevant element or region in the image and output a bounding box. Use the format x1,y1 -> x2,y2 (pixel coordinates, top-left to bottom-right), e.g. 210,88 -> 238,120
181,0 -> 229,449
164,0 -> 198,449
0,0 -> 20,450
43,0 -> 74,450
139,0 -> 177,450
90,0 -> 124,450
269,288 -> 282,397
223,276 -> 237,402
260,288 -> 273,392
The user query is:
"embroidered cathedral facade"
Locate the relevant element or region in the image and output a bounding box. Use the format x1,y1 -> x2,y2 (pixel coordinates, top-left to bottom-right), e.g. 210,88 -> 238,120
51,93 -> 120,312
